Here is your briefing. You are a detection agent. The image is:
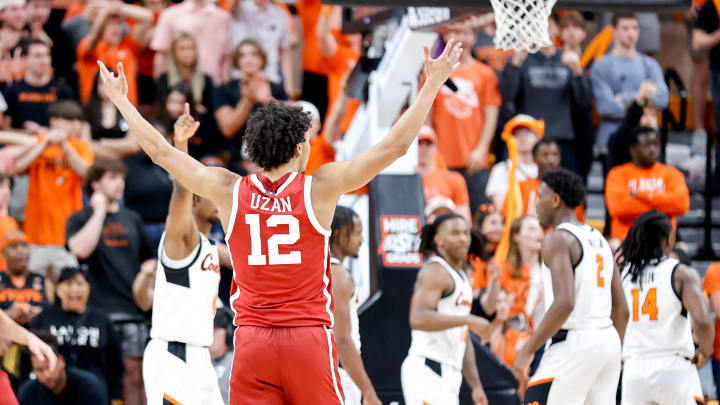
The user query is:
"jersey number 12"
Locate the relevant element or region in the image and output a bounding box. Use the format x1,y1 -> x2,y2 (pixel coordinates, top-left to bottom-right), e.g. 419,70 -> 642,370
245,214 -> 302,266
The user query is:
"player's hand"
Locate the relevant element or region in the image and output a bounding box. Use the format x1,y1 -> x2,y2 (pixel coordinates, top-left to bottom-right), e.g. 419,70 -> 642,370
26,331 -> 57,372
90,191 -> 109,214
471,385 -> 489,405
361,390 -> 382,405
173,103 -> 200,144
466,148 -> 487,174
512,345 -> 533,388
693,348 -> 710,368
97,61 -> 129,104
423,38 -> 463,85
466,315 -> 492,343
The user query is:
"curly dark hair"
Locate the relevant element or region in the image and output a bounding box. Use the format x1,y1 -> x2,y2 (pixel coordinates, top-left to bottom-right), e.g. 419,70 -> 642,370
619,210 -> 673,287
244,101 -> 311,170
541,168 -> 586,208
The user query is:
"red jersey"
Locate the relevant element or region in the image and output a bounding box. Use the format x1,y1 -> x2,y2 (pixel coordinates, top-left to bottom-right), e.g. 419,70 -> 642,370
226,172 -> 334,327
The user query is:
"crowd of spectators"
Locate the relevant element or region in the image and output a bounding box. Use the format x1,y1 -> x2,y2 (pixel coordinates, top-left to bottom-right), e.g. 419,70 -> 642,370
0,0 -> 719,403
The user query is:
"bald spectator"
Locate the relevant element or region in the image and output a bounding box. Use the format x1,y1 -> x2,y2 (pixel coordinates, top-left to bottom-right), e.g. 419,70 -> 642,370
151,0 -> 232,85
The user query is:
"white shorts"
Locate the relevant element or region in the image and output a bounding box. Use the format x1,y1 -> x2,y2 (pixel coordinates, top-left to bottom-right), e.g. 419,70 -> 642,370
143,338 -> 223,405
622,355 -> 704,405
339,367 -> 362,405
525,327 -> 621,405
400,354 -> 462,405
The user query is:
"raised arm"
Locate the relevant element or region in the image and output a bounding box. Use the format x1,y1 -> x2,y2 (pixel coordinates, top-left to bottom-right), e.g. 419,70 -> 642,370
97,62 -> 239,230
85,6 -> 114,52
311,40 -> 462,224
163,103 -> 201,260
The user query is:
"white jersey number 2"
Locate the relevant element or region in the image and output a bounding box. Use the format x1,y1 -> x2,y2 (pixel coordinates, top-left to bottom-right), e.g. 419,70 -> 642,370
245,214 -> 302,265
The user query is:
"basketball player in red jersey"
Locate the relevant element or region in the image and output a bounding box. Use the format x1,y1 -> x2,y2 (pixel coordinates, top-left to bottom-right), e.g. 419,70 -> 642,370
96,39 -> 464,404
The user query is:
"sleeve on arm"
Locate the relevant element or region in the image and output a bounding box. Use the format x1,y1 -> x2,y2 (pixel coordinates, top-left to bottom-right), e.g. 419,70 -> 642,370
696,2 -> 716,32
65,210 -> 88,246
449,171 -> 470,206
213,83 -> 236,110
485,162 -> 509,201
500,65 -> 522,109
279,11 -> 292,50
647,58 -> 669,109
643,167 -> 690,215
149,9 -> 173,52
271,83 -> 288,101
483,67 -> 502,107
136,213 -> 156,261
590,61 -> 626,118
704,263 -> 720,294
58,82 -> 77,101
72,139 -> 95,165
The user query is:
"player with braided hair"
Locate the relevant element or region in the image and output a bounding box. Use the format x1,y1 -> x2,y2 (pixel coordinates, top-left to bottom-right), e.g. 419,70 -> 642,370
618,210 -> 713,405
329,206 -> 381,405
513,168 -> 628,405
402,213 -> 498,405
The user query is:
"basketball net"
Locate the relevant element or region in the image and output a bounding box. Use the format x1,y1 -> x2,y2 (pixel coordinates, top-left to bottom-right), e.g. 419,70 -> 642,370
489,0 -> 557,52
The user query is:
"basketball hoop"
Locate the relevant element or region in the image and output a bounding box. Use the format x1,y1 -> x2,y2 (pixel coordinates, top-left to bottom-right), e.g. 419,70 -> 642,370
489,0 -> 557,52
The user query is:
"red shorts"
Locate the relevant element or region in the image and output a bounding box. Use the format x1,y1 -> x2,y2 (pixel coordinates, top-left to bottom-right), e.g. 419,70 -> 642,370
0,370 -> 18,405
229,325 -> 345,405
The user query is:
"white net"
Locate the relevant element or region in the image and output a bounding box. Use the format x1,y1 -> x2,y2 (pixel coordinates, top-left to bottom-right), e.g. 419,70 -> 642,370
489,0 -> 558,52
